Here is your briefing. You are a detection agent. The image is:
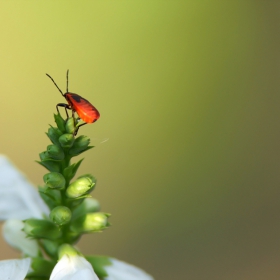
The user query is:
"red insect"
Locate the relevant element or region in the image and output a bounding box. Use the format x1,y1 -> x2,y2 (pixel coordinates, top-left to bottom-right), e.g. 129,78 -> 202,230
46,70 -> 100,134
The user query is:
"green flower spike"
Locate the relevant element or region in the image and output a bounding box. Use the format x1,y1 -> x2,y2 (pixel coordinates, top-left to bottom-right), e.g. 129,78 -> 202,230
29,112 -> 110,279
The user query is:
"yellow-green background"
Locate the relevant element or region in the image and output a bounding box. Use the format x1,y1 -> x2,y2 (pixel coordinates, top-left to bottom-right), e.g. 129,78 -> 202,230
0,1 -> 279,279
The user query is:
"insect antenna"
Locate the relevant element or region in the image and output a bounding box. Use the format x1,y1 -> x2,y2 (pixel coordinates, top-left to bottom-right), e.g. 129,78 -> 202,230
66,69 -> 69,93
46,73 -> 64,97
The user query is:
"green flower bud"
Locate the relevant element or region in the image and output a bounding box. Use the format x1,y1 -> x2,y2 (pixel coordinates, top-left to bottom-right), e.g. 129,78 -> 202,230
46,144 -> 64,160
69,136 -> 93,156
43,172 -> 66,189
46,126 -> 63,146
50,206 -> 72,225
65,117 -> 75,134
71,213 -> 110,233
23,219 -> 62,240
54,113 -> 66,133
59,134 -> 75,148
66,176 -> 96,198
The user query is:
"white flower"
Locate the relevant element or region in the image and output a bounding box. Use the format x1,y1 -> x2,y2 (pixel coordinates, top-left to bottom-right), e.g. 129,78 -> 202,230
2,219 -> 39,257
104,258 -> 154,280
50,255 -> 99,280
0,258 -> 31,280
0,155 -> 47,279
0,155 -> 49,220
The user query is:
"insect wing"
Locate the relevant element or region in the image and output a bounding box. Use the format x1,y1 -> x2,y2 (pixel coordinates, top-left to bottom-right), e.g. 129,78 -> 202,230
66,93 -> 100,123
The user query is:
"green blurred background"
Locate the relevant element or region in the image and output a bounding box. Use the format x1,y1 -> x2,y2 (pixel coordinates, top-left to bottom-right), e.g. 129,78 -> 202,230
1,1 -> 280,279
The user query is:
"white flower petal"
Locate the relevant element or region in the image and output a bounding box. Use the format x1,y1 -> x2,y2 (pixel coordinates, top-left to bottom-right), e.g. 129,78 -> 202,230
104,258 -> 154,280
0,155 -> 49,220
0,258 -> 31,280
50,255 -> 99,280
2,219 -> 39,257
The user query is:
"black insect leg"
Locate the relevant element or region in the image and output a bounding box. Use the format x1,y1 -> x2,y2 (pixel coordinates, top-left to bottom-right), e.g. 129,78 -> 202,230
56,103 -> 71,119
74,122 -> 87,136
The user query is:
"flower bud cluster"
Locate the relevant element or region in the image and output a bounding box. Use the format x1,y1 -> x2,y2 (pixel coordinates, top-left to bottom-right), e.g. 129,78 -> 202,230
22,113 -> 110,279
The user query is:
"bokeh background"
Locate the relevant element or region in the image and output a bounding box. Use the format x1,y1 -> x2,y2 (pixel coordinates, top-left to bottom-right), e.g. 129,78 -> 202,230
0,1 -> 280,279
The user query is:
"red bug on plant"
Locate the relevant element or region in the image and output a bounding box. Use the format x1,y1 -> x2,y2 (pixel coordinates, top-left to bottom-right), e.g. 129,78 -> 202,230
46,70 -> 100,135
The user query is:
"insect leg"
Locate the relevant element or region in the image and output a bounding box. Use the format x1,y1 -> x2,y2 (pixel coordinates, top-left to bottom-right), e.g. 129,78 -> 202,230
56,103 -> 71,119
74,123 -> 87,136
